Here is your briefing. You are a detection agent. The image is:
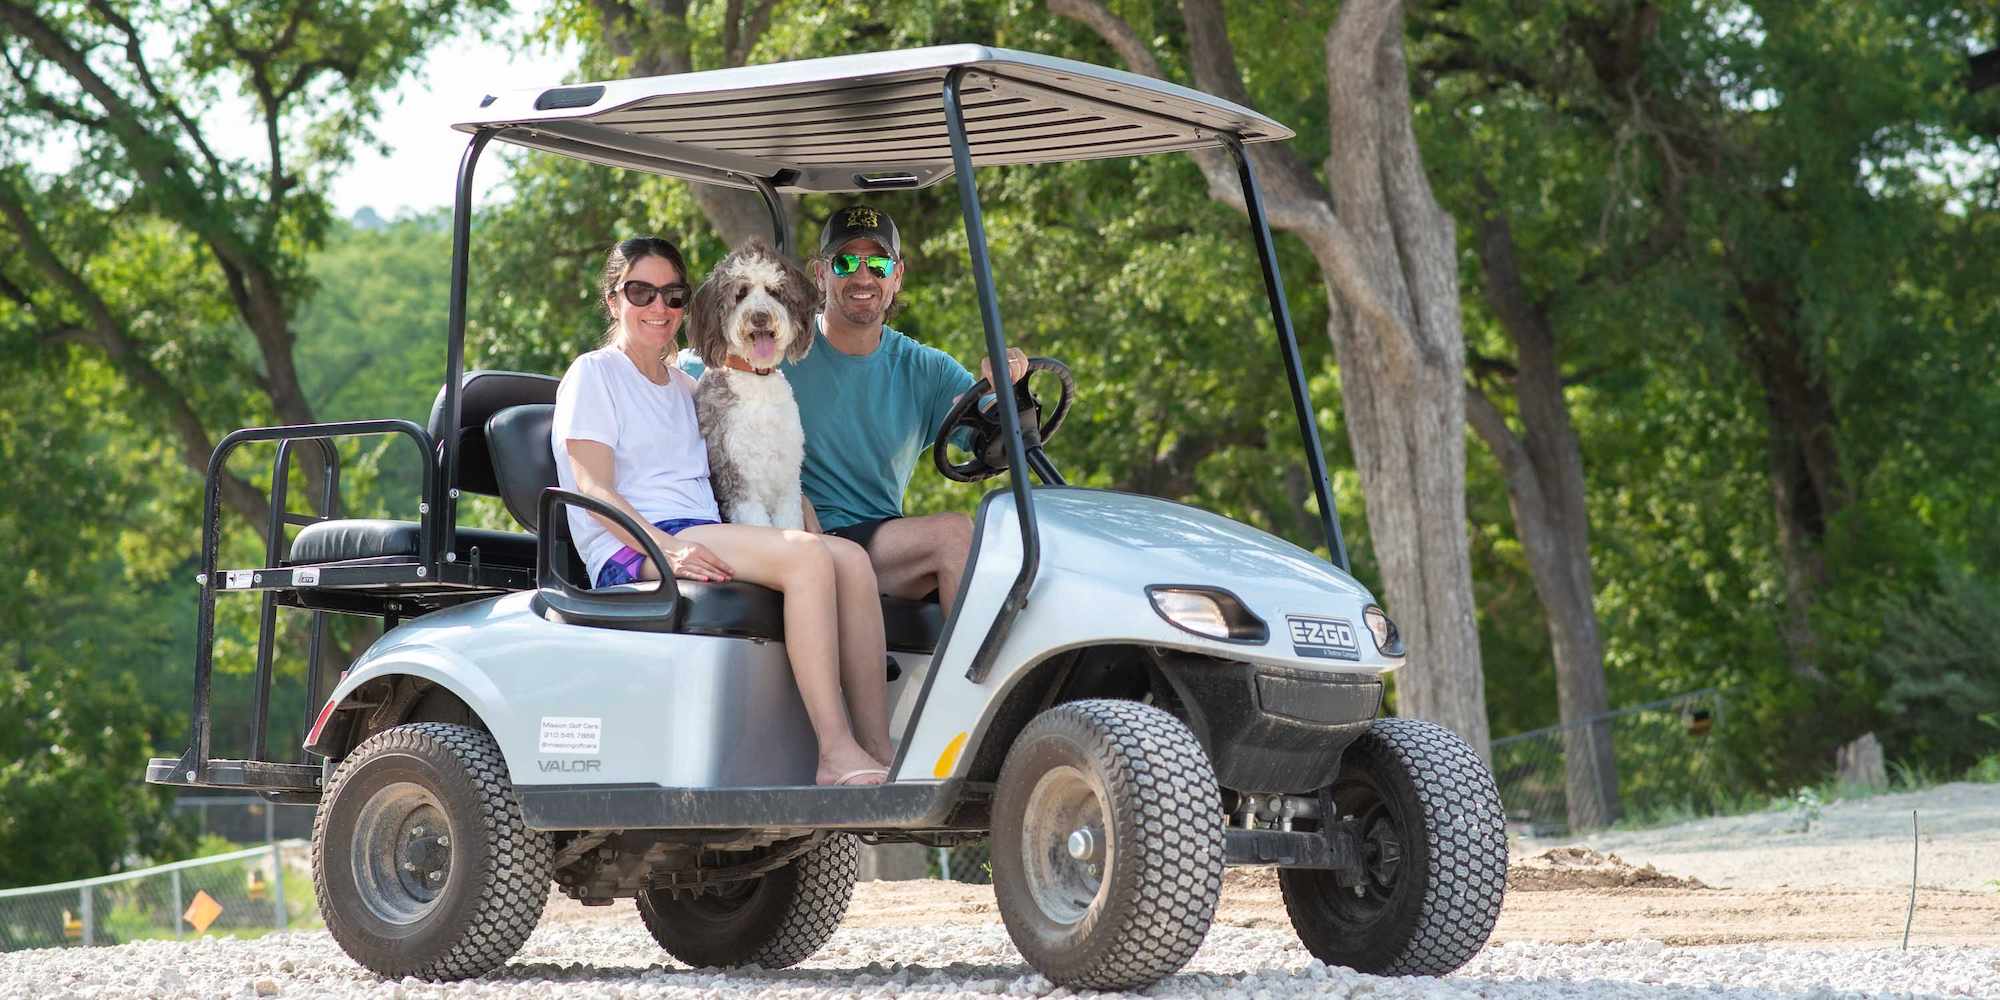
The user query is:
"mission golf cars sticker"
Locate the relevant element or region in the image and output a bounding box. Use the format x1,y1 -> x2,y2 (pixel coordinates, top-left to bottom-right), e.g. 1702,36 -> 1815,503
1286,614 -> 1361,661
538,716 -> 602,754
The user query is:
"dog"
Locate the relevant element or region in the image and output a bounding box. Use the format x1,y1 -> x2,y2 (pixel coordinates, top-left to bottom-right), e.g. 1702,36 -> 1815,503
685,240 -> 816,529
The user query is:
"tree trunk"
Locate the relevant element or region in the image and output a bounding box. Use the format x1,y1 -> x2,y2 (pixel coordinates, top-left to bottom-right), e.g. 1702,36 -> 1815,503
1317,3 -> 1488,753
1055,0 -> 1492,757
1465,209 -> 1619,829
1734,277 -> 1847,683
595,0 -> 801,252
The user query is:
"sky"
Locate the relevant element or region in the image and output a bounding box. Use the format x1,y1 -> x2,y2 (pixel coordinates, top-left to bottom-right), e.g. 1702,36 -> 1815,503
23,13 -> 580,221
326,19 -> 581,220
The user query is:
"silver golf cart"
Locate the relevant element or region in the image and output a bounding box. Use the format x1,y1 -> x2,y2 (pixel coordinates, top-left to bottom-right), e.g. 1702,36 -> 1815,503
144,45 -> 1506,990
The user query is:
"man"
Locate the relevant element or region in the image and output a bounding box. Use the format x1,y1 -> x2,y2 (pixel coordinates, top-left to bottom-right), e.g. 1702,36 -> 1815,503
691,205 -> 1020,614
792,205 -> 1026,615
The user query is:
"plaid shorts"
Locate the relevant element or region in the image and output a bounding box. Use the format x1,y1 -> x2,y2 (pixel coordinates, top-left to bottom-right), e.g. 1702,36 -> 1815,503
594,517 -> 720,588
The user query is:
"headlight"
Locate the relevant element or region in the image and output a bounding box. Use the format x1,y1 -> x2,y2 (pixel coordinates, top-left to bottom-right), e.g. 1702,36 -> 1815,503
1363,605 -> 1404,657
1146,586 -> 1268,642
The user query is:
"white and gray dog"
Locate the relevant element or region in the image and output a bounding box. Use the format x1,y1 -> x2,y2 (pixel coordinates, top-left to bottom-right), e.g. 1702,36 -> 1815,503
686,240 -> 816,529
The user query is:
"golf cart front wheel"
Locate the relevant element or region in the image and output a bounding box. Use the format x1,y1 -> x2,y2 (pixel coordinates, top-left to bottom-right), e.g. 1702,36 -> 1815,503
635,832 -> 858,968
992,699 -> 1224,991
311,723 -> 553,980
1279,717 -> 1507,975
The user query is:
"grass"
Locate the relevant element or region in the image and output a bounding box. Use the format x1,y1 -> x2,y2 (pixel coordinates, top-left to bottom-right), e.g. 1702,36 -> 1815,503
1605,750 -> 2000,835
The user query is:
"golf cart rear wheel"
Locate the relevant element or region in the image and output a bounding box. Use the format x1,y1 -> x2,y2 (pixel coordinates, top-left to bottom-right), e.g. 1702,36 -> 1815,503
635,833 -> 858,969
1279,717 -> 1506,975
992,699 -> 1224,991
311,723 -> 552,980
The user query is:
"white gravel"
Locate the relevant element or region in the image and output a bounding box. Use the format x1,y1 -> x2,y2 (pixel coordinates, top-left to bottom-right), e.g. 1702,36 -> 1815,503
13,920 -> 1999,999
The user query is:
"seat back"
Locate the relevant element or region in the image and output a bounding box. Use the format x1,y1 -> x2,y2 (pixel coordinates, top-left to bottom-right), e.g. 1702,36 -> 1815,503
486,403 -> 558,532
428,371 -> 560,499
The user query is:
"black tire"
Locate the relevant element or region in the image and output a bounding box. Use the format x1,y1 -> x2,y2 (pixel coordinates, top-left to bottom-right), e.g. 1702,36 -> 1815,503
311,723 -> 552,980
635,833 -> 858,968
991,699 -> 1224,991
1279,717 -> 1506,976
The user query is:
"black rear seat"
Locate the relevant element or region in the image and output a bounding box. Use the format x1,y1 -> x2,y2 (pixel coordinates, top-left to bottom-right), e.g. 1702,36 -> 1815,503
284,371 -> 555,571
290,519 -> 536,567
485,400 -> 944,653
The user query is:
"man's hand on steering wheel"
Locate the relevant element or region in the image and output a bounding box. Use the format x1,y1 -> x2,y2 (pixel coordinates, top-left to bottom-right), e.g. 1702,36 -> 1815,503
932,356 -> 1076,483
978,347 -> 1029,390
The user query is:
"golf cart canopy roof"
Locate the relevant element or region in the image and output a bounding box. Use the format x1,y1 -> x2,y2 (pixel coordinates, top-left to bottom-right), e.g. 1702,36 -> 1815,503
452,45 -> 1294,193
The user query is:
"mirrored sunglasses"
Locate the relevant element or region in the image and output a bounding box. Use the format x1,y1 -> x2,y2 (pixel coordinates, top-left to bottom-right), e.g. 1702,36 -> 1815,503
830,253 -> 896,279
620,280 -> 690,309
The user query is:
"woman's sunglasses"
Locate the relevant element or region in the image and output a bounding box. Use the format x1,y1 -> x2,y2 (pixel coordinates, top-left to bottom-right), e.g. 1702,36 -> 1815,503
620,280 -> 690,309
829,253 -> 897,279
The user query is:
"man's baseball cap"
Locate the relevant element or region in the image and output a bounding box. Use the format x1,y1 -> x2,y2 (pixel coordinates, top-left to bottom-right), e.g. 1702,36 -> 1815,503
818,205 -> 901,259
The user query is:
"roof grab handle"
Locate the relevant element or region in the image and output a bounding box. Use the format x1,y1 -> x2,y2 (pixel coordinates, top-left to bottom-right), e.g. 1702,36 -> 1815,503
855,172 -> 921,189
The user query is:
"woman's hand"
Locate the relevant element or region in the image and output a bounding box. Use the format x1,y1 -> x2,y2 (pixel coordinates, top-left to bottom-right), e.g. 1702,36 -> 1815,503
661,535 -> 733,582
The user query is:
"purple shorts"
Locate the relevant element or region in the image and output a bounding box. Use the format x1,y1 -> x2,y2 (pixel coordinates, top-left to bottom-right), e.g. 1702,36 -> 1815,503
595,517 -> 720,588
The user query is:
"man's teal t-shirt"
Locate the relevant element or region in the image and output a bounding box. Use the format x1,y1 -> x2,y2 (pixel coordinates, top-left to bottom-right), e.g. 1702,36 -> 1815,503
681,323 -> 974,531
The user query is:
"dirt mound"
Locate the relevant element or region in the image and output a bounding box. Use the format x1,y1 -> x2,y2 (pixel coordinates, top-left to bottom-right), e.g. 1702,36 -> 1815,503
1507,846 -> 1710,891
1222,866 -> 1282,891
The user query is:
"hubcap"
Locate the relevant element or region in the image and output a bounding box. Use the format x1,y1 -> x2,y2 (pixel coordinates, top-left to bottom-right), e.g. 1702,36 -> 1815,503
1020,765 -> 1110,925
350,782 -> 452,925
1324,775 -> 1408,922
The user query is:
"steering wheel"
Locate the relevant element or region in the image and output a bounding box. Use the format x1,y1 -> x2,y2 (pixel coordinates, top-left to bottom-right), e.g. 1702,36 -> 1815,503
931,356 -> 1075,483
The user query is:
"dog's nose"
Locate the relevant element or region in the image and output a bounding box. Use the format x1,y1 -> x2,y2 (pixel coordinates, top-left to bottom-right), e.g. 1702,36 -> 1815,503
746,310 -> 772,329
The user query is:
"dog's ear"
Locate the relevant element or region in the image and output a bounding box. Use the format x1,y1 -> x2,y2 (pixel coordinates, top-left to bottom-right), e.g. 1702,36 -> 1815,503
685,262 -> 731,368
778,252 -> 816,362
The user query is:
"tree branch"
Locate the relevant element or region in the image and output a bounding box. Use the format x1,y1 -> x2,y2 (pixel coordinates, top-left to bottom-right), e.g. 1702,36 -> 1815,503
84,0 -> 227,183
1,47 -> 108,129
0,177 -> 272,529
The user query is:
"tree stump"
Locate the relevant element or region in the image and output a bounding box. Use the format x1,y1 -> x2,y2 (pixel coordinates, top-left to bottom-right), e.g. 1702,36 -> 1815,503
1836,733 -> 1888,790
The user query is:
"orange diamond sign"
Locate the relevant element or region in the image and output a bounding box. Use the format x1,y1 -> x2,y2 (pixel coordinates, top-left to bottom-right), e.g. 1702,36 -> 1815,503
183,890 -> 223,934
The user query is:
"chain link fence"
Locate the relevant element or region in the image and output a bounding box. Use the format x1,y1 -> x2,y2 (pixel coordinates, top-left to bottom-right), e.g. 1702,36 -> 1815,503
931,842 -> 993,884
0,841 -> 317,952
1491,688 -> 1730,837
175,795 -> 315,845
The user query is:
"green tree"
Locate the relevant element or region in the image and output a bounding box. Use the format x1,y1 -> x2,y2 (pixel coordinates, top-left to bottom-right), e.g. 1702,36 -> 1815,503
0,0 -> 498,880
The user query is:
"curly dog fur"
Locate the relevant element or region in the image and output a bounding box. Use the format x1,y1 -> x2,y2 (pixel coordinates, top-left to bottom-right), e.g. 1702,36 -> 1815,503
685,240 -> 816,529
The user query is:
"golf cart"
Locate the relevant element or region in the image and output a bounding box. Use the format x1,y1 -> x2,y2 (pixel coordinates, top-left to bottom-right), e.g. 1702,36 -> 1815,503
144,46 -> 1506,990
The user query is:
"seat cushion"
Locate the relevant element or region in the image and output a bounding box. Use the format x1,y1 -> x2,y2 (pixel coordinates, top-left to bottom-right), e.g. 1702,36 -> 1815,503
564,581 -> 942,652
882,595 -> 944,653
290,518 -> 538,568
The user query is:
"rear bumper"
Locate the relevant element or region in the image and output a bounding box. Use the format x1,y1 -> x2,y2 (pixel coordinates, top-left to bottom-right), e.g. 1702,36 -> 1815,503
1154,655 -> 1381,793
146,755 -> 326,803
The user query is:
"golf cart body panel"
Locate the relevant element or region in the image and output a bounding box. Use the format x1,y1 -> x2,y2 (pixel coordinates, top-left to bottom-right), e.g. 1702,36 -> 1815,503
316,590 -> 937,790
899,487 -> 1392,786
453,45 -> 1293,194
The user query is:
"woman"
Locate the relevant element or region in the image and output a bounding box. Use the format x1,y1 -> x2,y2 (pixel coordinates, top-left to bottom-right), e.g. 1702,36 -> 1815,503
552,236 -> 894,786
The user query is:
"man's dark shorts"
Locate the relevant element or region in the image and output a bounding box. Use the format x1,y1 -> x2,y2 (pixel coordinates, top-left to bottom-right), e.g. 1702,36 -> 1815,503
825,516 -> 897,551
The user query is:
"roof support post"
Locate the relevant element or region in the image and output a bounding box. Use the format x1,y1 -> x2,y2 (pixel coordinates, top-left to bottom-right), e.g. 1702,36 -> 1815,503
1220,135 -> 1349,571
437,130 -> 495,566
943,67 -> 1038,683
745,174 -> 790,256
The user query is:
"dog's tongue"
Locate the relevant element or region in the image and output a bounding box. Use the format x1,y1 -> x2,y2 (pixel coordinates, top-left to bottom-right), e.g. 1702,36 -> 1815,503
750,332 -> 777,363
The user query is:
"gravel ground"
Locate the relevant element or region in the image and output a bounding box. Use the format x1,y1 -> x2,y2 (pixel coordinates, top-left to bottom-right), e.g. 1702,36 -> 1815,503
12,784 -> 1999,997
15,921 -> 2000,999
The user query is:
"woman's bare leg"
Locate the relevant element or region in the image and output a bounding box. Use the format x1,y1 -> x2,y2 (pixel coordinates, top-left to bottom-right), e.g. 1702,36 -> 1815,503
673,524 -> 884,785
823,534 -> 892,766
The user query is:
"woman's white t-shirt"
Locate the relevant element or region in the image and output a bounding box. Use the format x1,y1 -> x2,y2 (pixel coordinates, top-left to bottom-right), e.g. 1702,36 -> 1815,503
552,347 -> 721,583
